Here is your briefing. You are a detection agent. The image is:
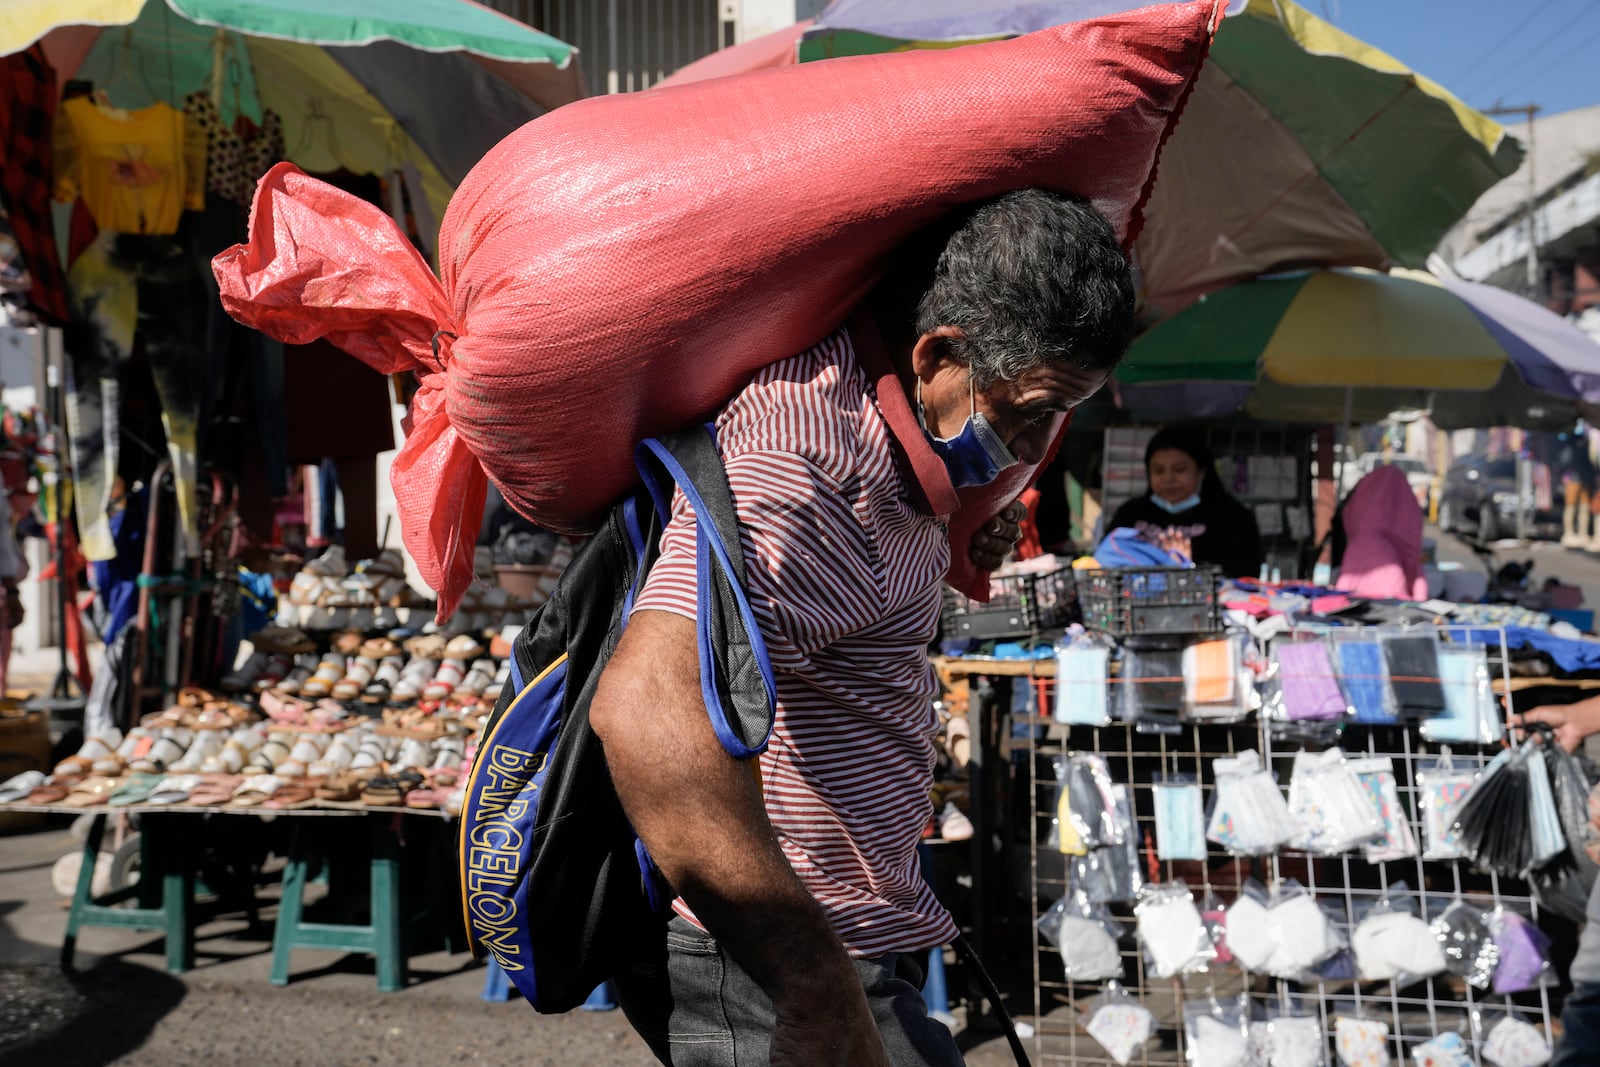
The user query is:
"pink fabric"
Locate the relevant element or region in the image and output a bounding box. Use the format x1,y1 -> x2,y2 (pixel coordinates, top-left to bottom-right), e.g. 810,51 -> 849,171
1335,466 -> 1428,601
213,3 -> 1220,619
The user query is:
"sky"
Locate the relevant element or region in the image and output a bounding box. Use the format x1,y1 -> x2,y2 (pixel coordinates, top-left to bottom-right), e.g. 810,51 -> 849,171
1318,0 -> 1600,119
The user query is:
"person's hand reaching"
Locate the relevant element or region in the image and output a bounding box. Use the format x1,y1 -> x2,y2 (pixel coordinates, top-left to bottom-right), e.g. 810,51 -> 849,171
968,500 -> 1027,572
1519,695 -> 1600,753
1154,526 -> 1192,562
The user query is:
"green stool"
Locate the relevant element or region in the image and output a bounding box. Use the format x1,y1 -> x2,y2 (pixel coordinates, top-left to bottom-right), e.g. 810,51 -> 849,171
62,812 -> 195,974
270,814 -> 407,991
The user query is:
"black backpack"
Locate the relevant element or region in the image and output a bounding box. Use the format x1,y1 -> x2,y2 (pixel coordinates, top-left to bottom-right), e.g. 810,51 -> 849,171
458,427 -> 776,1012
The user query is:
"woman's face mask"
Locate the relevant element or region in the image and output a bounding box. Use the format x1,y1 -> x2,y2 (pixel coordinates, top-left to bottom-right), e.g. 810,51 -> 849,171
920,375 -> 1018,488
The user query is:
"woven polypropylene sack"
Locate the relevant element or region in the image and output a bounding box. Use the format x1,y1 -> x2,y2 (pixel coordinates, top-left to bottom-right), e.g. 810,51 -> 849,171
215,1 -> 1221,618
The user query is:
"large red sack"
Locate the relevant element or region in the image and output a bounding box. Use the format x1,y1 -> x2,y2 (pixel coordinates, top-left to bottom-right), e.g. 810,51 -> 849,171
215,1 -> 1220,619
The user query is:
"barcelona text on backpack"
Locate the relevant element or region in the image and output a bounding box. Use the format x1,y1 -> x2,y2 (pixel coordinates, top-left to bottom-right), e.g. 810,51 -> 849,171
458,426 -> 775,1012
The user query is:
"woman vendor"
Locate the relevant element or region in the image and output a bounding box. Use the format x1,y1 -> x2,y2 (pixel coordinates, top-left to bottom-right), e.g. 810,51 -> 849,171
1101,426 -> 1264,578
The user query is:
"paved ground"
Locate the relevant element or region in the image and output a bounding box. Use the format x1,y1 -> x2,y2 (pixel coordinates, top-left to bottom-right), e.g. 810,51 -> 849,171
0,817 -> 1025,1066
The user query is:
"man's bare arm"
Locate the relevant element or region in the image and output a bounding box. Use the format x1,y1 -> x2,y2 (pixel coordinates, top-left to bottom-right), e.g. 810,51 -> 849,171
589,609 -> 888,1066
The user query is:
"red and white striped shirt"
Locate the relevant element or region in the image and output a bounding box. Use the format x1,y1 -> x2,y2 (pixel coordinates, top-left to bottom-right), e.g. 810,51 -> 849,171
634,313 -> 961,957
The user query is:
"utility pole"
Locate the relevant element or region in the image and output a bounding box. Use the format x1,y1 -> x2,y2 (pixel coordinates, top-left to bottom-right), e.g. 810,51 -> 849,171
1486,103 -> 1542,300
1486,104 -> 1541,542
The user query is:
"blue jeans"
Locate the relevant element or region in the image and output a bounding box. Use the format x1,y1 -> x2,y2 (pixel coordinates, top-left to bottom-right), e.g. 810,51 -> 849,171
614,916 -> 964,1066
1554,982 -> 1600,1066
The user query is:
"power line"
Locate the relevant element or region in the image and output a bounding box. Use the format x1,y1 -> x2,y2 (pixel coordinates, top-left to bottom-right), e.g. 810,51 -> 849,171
1494,20 -> 1600,104
1444,0 -> 1560,86
1462,0 -> 1593,103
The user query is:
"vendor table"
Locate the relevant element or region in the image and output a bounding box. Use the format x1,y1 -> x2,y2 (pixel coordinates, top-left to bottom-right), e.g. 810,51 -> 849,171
6,802 -> 451,991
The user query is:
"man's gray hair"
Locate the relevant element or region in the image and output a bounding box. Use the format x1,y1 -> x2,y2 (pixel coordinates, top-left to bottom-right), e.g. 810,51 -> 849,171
910,189 -> 1135,389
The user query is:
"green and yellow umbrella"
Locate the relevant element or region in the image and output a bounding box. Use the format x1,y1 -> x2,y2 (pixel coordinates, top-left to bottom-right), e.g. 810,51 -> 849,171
1117,268 -> 1600,431
674,0 -> 1523,318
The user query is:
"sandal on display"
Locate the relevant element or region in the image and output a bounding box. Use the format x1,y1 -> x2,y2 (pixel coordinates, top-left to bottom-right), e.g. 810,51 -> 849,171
188,777 -> 242,807
109,773 -> 164,806
422,659 -> 466,703
300,654 -> 348,699
28,780 -> 73,805
54,732 -> 123,777
265,782 -> 320,810
220,650 -> 274,692
359,637 -> 401,661
0,770 -> 45,802
62,777 -> 120,808
444,634 -> 486,660
129,736 -> 188,775
404,633 -> 447,661
246,737 -> 293,774
316,775 -> 362,802
147,774 -> 203,805
362,776 -> 404,806
390,658 -> 438,704
332,658 -> 378,701
363,657 -> 403,704
273,655 -> 318,696
230,775 -> 283,808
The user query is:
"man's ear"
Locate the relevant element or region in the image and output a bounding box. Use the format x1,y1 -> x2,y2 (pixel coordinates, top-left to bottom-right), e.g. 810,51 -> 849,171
910,326 -> 966,381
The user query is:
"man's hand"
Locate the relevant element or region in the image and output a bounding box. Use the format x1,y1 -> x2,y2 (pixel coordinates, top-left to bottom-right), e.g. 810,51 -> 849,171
968,499 -> 1026,571
1520,695 -> 1600,753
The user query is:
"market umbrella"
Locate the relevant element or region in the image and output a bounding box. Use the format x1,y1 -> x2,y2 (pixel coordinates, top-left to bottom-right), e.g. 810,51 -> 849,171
2,0 -> 581,221
1114,268 -> 1600,431
663,0 -> 1522,319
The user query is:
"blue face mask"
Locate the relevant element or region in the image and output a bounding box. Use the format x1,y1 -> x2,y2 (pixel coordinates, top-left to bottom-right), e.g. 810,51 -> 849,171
1151,491 -> 1201,514
920,376 -> 1018,488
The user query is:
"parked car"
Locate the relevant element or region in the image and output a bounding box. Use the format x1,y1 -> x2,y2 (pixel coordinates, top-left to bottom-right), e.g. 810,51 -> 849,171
1437,454 -> 1561,542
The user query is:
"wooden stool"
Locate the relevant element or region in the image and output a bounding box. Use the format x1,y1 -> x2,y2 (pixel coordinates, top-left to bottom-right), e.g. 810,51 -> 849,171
62,812 -> 195,974
270,814 -> 406,991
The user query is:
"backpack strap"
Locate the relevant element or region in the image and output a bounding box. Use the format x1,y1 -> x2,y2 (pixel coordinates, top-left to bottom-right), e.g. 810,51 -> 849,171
635,427 -> 777,761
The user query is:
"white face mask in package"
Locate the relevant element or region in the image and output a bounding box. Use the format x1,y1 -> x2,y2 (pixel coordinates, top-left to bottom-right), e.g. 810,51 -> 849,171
1482,1016 -> 1552,1067
1286,748 -> 1384,855
1136,882 -> 1215,978
1224,882 -> 1337,979
1351,898 -> 1447,983
1411,1032 -> 1471,1067
1184,1000 -> 1250,1067
1335,1017 -> 1390,1067
1086,999 -> 1155,1066
1207,749 -> 1298,855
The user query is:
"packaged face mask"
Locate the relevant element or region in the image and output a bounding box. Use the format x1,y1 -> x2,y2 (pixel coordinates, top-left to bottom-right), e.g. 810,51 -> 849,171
1269,1016 -> 1326,1067
1154,779 -> 1207,862
1086,999 -> 1155,1066
1070,786 -> 1144,905
1335,1017 -> 1391,1067
1276,639 -> 1347,721
1184,1001 -> 1250,1067
1411,1032 -> 1472,1067
1207,749 -> 1298,856
1183,637 -> 1238,713
1431,900 -> 1498,989
1422,646 -> 1504,745
1417,754 -> 1477,861
1055,644 -> 1111,726
1482,1016 -> 1551,1067
1338,640 -> 1397,724
1381,632 -> 1447,718
1036,891 -> 1124,982
1121,644 -> 1186,733
1352,904 -> 1446,983
1287,748 -> 1385,856
1350,757 -> 1417,863
1136,882 -> 1214,978
1489,909 -> 1550,995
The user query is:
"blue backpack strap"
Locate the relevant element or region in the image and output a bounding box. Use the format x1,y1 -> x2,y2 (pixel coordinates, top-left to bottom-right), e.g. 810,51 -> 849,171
635,427 -> 777,760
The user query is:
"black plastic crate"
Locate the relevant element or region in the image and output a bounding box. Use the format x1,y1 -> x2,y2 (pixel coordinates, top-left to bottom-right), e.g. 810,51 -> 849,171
940,566 -> 1078,641
1078,565 -> 1221,635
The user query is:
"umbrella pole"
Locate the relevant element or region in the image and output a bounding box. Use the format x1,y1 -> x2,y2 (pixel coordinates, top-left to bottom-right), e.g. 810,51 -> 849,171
1335,386 -> 1354,496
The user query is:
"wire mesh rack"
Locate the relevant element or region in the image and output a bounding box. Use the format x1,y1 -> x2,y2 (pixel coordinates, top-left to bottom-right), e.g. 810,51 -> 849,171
1022,624 -> 1561,1066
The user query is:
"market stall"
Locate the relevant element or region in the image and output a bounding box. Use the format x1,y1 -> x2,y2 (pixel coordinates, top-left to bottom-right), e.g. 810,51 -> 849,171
934,554 -> 1597,1066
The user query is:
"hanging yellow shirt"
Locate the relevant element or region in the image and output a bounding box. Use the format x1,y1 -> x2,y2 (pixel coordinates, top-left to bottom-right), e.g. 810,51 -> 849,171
54,97 -> 206,235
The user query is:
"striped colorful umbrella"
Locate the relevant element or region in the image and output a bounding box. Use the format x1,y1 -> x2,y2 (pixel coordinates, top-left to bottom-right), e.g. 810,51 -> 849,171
668,0 -> 1522,319
1115,268 -> 1600,431
2,0 -> 580,221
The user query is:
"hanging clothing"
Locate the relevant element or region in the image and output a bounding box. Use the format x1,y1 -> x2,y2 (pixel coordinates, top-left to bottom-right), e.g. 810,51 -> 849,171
1334,466 -> 1428,601
53,97 -> 205,236
0,45 -> 68,323
184,91 -> 284,207
64,232 -> 206,560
